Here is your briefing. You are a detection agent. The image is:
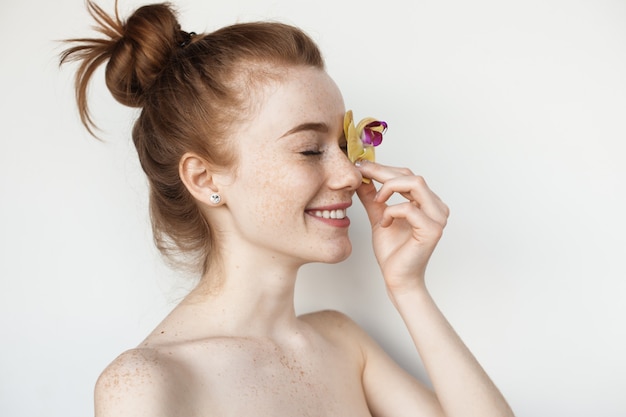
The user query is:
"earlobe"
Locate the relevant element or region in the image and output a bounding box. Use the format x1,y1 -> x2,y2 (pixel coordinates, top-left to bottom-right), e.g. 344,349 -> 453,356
179,153 -> 223,206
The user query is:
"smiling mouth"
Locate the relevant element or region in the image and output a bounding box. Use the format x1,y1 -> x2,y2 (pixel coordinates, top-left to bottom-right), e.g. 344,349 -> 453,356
310,209 -> 347,220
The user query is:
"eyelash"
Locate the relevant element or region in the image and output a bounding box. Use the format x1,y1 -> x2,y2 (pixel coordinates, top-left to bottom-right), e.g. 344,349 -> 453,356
300,150 -> 323,156
299,142 -> 348,157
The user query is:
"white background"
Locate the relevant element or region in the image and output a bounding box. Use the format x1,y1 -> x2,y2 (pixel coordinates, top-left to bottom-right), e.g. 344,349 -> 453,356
1,0 -> 625,416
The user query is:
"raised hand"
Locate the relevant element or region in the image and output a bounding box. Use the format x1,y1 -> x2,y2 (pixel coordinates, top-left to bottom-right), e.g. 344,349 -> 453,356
355,160 -> 449,295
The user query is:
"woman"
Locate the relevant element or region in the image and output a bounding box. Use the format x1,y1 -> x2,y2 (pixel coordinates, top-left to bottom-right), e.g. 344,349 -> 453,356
61,2 -> 514,416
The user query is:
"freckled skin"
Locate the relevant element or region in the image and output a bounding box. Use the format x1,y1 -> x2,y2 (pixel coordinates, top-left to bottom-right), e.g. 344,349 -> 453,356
95,66 -> 511,417
95,68 -> 373,417
96,312 -> 374,417
213,67 -> 360,267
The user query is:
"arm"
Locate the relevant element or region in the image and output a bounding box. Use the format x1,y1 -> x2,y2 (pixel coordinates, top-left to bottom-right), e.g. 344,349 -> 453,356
355,160 -> 514,417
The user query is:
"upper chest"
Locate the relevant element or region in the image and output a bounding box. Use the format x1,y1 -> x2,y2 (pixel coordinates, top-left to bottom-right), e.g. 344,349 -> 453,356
165,336 -> 372,417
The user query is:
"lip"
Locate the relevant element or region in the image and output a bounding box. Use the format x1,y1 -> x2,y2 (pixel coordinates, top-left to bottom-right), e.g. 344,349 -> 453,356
305,201 -> 352,228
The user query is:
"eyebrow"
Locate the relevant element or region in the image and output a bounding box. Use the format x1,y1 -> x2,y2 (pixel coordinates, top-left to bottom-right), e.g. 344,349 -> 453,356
279,122 -> 329,139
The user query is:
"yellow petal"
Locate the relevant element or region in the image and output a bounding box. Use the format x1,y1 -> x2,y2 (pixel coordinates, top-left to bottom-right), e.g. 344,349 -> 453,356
344,110 -> 364,163
344,110 -> 353,135
347,124 -> 364,163
361,146 -> 375,162
344,110 -> 382,184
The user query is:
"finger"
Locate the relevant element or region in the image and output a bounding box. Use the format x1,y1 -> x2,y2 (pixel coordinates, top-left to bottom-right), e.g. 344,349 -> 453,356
356,160 -> 415,184
375,176 -> 449,226
356,181 -> 386,227
380,203 -> 444,242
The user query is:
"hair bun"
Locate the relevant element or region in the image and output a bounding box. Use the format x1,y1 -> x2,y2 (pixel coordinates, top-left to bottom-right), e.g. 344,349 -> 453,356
60,1 -> 185,133
106,3 -> 182,107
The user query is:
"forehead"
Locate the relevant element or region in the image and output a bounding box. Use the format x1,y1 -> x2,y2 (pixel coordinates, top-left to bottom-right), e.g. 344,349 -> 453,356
243,67 -> 345,138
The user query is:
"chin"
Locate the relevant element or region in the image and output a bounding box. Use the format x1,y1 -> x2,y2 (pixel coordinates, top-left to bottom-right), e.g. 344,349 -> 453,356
318,242 -> 353,264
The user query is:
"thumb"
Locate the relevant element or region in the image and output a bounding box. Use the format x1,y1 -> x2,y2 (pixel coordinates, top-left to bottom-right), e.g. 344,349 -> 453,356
356,182 -> 385,227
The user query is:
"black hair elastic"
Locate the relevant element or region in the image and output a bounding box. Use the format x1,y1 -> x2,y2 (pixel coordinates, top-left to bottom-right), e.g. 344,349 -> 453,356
179,31 -> 196,48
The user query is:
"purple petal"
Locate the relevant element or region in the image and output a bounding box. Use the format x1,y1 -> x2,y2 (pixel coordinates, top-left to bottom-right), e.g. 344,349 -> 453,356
370,131 -> 383,146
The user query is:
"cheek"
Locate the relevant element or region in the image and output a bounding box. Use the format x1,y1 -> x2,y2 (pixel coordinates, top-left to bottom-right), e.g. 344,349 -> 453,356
233,145 -> 323,221
237,160 -> 305,223
244,150 -> 315,197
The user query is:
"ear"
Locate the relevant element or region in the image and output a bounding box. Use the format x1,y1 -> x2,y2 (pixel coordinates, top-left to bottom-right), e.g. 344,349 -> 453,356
179,152 -> 223,206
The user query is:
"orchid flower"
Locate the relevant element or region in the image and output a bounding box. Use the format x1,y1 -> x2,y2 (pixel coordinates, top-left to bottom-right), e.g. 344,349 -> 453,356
343,110 -> 387,183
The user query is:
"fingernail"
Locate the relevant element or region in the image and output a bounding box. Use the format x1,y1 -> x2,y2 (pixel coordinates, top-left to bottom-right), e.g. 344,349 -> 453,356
354,160 -> 362,167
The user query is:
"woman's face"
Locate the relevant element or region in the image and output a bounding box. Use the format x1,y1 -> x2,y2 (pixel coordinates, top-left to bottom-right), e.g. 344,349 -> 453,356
216,66 -> 362,267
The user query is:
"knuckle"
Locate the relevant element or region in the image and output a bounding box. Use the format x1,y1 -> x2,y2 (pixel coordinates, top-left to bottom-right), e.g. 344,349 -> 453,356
428,223 -> 445,240
442,203 -> 450,218
411,175 -> 427,187
435,205 -> 449,229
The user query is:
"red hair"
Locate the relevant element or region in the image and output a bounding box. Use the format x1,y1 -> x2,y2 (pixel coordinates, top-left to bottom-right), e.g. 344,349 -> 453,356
61,1 -> 324,274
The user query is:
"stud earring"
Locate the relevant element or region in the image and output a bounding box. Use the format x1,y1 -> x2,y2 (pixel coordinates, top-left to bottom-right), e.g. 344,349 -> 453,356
209,193 -> 221,205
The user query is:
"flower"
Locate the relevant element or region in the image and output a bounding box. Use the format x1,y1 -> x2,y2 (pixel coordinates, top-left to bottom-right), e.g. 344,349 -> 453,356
343,110 -> 387,183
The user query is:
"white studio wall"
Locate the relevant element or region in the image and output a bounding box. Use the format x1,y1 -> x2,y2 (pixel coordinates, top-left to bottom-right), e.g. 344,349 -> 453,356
1,0 -> 625,416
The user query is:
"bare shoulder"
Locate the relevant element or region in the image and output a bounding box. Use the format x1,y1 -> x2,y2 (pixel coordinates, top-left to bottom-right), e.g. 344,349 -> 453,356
302,311 -> 441,416
95,348 -> 185,417
299,309 -> 372,350
299,309 -> 360,329
298,310 -> 358,332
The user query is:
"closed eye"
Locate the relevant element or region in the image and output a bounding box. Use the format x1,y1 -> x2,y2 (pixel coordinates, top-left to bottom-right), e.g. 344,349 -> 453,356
300,149 -> 323,156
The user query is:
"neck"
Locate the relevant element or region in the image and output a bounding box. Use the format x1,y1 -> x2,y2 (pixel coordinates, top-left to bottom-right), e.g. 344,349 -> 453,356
178,243 -> 305,340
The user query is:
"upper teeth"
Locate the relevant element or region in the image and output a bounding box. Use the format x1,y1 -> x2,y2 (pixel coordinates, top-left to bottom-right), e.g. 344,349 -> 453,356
313,209 -> 346,219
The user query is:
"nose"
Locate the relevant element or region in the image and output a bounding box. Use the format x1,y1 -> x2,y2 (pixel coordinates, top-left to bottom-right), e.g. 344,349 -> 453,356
326,146 -> 362,190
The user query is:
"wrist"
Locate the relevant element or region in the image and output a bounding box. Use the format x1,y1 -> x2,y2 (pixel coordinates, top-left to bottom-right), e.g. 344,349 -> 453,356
386,280 -> 432,309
